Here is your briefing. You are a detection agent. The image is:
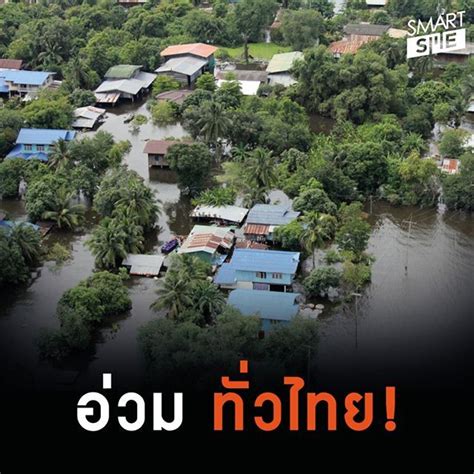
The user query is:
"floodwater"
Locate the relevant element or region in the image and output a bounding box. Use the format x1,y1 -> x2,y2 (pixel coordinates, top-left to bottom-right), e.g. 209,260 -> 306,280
1,99 -> 473,391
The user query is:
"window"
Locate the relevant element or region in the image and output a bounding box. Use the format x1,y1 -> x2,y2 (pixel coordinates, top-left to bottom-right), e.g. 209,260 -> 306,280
24,144 -> 32,151
270,319 -> 279,325
256,272 -> 267,279
37,145 -> 45,152
272,272 -> 283,279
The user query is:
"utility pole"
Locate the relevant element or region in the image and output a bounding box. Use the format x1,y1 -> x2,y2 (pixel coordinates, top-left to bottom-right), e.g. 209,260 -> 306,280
369,195 -> 373,215
352,293 -> 361,350
403,214 -> 413,276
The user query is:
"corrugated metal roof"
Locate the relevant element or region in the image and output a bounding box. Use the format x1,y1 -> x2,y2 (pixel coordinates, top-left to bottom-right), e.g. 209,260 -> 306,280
160,43 -> 218,59
227,248 -> 300,274
156,57 -> 207,77
105,65 -> 141,79
122,254 -> 164,276
329,39 -> 371,55
214,263 -> 236,285
74,106 -> 106,120
0,59 -> 22,70
95,71 -> 156,95
235,240 -> 269,250
15,128 -> 76,145
94,92 -> 121,104
143,140 -> 183,155
344,23 -> 391,37
243,223 -> 270,235
366,0 -> 386,5
0,69 -> 53,86
228,289 -> 300,322
192,205 -> 248,224
71,118 -> 96,129
215,69 -> 268,82
246,204 -> 300,226
156,89 -> 193,103
266,51 -> 303,74
178,225 -> 234,255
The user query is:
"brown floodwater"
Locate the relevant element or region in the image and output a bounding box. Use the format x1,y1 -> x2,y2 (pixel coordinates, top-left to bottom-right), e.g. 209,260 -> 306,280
0,100 -> 473,391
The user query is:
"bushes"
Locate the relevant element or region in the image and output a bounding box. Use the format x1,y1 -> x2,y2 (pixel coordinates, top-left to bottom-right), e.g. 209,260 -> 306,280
304,267 -> 341,298
39,270 -> 131,359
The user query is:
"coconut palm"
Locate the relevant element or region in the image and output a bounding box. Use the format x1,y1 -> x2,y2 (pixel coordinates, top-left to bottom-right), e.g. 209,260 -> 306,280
301,212 -> 337,268
48,139 -> 73,171
231,144 -> 249,163
10,223 -> 42,264
196,100 -> 232,161
172,254 -> 210,281
86,217 -> 128,269
113,208 -> 145,254
191,280 -> 226,324
115,182 -> 161,230
246,147 -> 276,190
151,270 -> 194,319
42,187 -> 85,230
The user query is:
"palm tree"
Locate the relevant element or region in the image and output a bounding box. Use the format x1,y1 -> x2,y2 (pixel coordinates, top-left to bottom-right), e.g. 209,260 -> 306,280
231,144 -> 249,163
86,218 -> 128,270
191,280 -> 226,324
196,100 -> 232,161
172,254 -> 210,281
48,139 -> 73,171
247,147 -> 276,190
42,187 -> 85,230
301,212 -> 337,268
38,40 -> 62,69
113,208 -> 145,254
10,223 -> 42,265
150,270 -> 194,319
115,182 -> 161,230
66,58 -> 95,90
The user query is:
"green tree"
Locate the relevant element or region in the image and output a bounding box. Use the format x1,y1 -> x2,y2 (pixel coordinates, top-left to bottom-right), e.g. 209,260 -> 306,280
193,187 -> 236,206
196,72 -> 216,91
0,158 -> 25,198
301,212 -> 337,268
293,178 -> 337,215
151,100 -> 178,125
168,143 -> 212,195
335,202 -> 370,258
273,220 -> 304,251
280,9 -> 325,50
41,187 -> 85,230
304,266 -> 341,298
153,75 -> 181,95
48,139 -> 73,172
246,147 -> 277,190
439,129 -> 468,158
22,91 -> 73,129
443,152 -> 474,211
9,223 -> 42,265
191,279 -> 226,325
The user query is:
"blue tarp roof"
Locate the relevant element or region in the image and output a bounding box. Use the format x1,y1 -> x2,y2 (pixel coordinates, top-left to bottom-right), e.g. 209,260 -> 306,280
230,248 -> 300,274
0,69 -> 53,86
15,128 -> 76,145
246,204 -> 300,226
229,289 -> 300,322
0,220 -> 40,235
6,145 -> 49,161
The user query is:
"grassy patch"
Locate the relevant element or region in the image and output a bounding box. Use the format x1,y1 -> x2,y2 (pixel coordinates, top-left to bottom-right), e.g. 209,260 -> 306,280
217,42 -> 293,60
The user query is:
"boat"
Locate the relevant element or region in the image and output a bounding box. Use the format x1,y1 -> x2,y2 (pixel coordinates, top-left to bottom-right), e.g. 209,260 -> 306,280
123,113 -> 135,123
161,238 -> 179,254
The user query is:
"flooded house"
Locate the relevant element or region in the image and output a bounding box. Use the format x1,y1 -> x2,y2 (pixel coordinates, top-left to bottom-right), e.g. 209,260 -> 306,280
244,204 -> 300,242
0,69 -> 54,99
144,139 -> 184,168
6,128 -> 76,162
191,205 -> 249,226
228,289 -> 301,332
214,248 -> 300,291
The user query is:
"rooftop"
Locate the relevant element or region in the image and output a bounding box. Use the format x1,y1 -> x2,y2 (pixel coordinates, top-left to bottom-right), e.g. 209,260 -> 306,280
266,51 -> 303,74
160,43 -> 218,59
215,69 -> 268,82
143,139 -> 185,155
438,42 -> 474,56
155,56 -> 207,77
95,71 -> 156,95
344,23 -> 391,37
156,89 -> 193,104
228,248 -> 300,274
191,205 -> 249,224
329,38 -> 372,55
15,128 -> 76,145
0,69 -> 54,86
366,0 -> 387,5
228,289 -> 300,322
122,254 -> 164,276
178,225 -> 234,255
72,107 -> 106,129
0,59 -> 23,70
246,204 -> 300,226
105,64 -> 142,79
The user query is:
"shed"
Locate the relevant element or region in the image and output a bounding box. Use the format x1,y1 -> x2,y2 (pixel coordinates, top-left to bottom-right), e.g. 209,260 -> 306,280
144,139 -> 186,168
95,69 -> 156,102
215,69 -> 268,83
191,205 -> 248,225
122,254 -> 165,277
266,51 -> 303,87
155,57 -> 208,86
228,289 -> 300,331
160,43 -> 218,60
72,106 -> 106,129
344,23 -> 391,40
105,65 -> 142,80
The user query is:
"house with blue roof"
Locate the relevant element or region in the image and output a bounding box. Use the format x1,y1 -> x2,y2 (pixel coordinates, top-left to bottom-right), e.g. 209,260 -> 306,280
214,248 -> 300,291
228,289 -> 301,332
244,204 -> 300,242
7,128 -> 76,161
0,69 -> 54,98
